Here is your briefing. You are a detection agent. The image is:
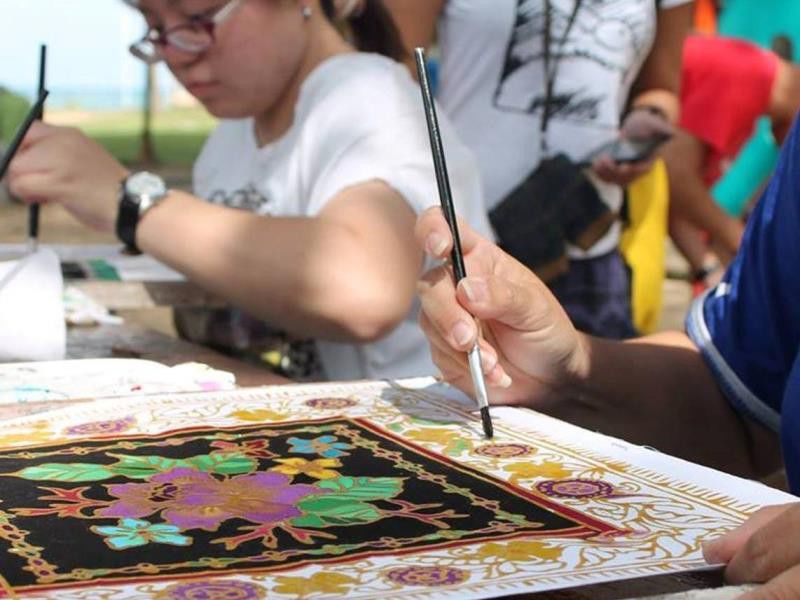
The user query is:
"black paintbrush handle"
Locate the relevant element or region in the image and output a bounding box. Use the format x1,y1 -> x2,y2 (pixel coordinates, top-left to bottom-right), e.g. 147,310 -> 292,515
0,90 -> 49,180
36,45 -> 47,120
413,48 -> 468,283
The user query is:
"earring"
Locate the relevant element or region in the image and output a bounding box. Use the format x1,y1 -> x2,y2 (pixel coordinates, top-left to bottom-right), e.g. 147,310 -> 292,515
301,5 -> 312,19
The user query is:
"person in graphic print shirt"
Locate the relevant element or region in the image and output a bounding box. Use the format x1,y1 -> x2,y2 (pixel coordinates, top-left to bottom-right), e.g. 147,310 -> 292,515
5,0 -> 492,382
386,0 -> 693,340
414,114 -> 800,598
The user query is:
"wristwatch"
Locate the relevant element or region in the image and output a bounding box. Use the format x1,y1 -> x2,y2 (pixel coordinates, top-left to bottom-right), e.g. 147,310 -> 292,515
116,171 -> 168,254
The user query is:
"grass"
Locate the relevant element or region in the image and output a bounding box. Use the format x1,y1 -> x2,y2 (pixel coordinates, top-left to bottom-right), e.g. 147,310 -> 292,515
58,106 -> 217,167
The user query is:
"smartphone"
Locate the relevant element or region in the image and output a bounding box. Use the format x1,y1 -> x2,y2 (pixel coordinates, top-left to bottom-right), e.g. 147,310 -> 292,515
578,133 -> 671,167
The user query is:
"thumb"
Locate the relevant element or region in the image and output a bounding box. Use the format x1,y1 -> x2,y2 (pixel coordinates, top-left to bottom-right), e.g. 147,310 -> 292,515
739,564 -> 800,600
456,274 -> 565,334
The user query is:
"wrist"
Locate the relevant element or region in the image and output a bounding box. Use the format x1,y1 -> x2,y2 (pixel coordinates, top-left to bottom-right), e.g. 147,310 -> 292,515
116,171 -> 169,254
563,332 -> 593,391
628,103 -> 670,122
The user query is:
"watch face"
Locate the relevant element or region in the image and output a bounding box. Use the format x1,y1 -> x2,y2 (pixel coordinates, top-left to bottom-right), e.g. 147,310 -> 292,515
127,172 -> 167,197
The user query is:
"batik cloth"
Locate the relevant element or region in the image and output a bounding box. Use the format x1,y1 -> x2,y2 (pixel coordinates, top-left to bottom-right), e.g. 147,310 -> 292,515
0,379 -> 792,599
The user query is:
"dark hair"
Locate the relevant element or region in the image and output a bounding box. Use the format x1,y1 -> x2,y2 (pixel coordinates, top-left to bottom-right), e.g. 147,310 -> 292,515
320,0 -> 407,62
772,35 -> 794,62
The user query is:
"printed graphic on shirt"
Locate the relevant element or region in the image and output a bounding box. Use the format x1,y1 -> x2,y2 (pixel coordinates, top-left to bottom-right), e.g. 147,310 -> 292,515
208,184 -> 271,213
494,0 -> 653,122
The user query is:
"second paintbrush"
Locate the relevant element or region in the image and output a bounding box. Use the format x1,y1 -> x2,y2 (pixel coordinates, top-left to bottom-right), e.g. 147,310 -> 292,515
414,47 -> 494,439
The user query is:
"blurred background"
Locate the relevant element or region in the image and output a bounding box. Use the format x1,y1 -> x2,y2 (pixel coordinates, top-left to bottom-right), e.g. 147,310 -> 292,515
0,0 -> 214,170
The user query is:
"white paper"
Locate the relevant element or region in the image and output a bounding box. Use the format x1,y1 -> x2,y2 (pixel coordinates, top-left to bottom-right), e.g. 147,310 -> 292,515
0,243 -> 184,282
0,248 -> 66,361
0,358 -> 236,407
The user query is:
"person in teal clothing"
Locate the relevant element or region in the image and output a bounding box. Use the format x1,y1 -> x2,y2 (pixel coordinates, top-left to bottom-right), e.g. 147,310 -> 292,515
713,1 -> 800,217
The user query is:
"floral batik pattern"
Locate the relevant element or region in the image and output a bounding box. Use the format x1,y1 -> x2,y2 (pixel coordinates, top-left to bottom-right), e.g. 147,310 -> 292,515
0,379 -> 790,599
0,418 -> 623,595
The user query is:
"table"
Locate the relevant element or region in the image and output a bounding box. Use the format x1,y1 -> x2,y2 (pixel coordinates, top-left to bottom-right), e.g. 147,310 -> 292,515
67,322 -> 288,387
525,569 -> 725,599
72,280 -> 223,310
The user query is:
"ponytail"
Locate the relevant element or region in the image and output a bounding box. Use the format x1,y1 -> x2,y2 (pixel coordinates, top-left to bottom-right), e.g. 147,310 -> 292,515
320,0 -> 408,62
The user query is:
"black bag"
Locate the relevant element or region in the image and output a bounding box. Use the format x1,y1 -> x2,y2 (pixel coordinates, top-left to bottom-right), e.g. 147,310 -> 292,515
488,154 -> 614,279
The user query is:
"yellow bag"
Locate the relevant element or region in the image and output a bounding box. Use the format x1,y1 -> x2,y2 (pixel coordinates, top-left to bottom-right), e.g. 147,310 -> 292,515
620,159 -> 669,334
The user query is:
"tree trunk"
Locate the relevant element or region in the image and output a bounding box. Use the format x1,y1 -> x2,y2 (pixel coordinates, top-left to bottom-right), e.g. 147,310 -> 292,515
138,63 -> 158,165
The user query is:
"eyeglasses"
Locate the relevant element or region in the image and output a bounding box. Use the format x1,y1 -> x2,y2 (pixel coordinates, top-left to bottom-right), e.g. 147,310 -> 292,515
129,0 -> 244,64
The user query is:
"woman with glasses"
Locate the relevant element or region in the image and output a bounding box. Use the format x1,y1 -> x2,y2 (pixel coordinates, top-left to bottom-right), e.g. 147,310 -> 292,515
6,0 -> 492,381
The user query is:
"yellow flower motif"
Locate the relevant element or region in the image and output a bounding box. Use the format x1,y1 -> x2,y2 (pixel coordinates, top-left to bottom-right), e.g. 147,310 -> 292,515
404,428 -> 472,456
476,540 -> 564,562
0,421 -> 54,447
229,409 -> 286,422
270,457 -> 342,480
504,460 -> 572,484
405,428 -> 460,445
272,572 -> 357,595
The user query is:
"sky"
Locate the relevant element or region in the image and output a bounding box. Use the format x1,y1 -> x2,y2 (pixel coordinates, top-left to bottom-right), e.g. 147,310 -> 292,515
0,0 -> 175,107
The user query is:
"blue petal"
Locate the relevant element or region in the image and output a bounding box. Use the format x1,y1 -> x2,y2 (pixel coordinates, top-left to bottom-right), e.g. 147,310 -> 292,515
107,534 -> 147,550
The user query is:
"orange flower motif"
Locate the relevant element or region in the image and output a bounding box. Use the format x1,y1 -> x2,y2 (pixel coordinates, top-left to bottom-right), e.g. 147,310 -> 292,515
270,458 -> 342,480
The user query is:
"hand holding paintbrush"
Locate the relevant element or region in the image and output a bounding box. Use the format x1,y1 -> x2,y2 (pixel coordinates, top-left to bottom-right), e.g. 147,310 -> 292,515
414,47 -> 494,439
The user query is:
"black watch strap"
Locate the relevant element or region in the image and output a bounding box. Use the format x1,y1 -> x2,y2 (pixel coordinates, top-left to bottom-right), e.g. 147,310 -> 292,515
116,187 -> 142,255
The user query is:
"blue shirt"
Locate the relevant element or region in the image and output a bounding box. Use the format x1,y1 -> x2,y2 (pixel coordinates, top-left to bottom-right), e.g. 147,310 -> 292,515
687,116 -> 800,495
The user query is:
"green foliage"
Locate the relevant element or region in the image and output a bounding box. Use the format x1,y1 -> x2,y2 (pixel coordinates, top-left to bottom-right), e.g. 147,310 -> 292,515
291,476 -> 404,528
0,89 -> 31,144
14,463 -> 115,482
74,107 -> 215,166
14,452 -> 256,482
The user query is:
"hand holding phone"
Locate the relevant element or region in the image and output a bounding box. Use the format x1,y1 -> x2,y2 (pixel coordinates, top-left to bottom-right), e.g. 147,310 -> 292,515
579,134 -> 671,167
579,105 -> 674,167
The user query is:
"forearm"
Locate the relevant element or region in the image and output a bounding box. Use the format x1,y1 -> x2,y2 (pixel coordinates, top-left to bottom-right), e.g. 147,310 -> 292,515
663,132 -> 744,256
631,89 -> 679,124
670,174 -> 743,255
544,332 -> 782,477
137,192 -> 413,342
629,3 -> 692,124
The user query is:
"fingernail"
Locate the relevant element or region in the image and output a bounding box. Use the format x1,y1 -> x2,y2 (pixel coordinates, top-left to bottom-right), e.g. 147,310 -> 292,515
426,233 -> 448,257
461,278 -> 487,303
701,540 -> 722,564
498,372 -> 513,388
480,351 -> 497,373
452,320 -> 474,347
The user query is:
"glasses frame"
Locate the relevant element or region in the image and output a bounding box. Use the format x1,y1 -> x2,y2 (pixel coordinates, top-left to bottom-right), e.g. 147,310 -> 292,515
129,0 -> 244,64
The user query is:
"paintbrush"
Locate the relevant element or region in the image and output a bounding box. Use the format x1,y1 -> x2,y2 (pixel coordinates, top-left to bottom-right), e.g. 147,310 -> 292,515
0,90 -> 49,181
28,44 -> 47,253
414,47 -> 494,439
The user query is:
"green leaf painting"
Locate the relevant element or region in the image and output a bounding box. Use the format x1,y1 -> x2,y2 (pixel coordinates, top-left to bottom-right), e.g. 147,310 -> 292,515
315,476 -> 403,500
14,463 -> 116,483
13,452 -> 256,483
291,477 -> 404,528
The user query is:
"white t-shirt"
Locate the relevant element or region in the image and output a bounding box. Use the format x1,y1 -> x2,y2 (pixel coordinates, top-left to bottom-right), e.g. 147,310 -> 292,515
437,0 -> 690,258
192,52 -> 492,382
